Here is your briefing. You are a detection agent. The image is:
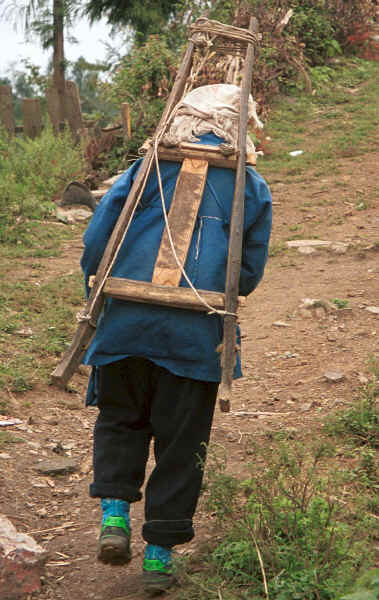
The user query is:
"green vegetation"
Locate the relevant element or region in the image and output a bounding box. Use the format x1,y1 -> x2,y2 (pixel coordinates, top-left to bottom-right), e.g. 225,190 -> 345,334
0,431 -> 22,447
0,270 -> 84,395
331,298 -> 350,310
93,0 -> 377,161
173,363 -> 379,599
257,59 -> 379,183
327,361 -> 378,449
0,124 -> 85,242
103,35 -> 177,157
175,374 -> 378,599
0,116 -> 87,404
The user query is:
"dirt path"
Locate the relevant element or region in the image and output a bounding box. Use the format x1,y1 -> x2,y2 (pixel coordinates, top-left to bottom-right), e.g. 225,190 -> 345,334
0,150 -> 378,599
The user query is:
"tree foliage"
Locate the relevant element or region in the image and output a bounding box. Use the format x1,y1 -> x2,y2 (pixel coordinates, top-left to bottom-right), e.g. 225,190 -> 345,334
83,0 -> 176,42
0,0 -> 79,48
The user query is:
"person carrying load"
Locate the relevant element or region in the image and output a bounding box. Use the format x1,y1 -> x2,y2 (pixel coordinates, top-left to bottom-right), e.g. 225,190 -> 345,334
80,83 -> 272,594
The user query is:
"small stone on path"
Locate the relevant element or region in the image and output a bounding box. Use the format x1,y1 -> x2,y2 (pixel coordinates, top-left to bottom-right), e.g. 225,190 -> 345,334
0,416 -> 22,427
287,239 -> 331,248
91,188 -> 108,199
324,370 -> 345,383
0,514 -> 46,599
35,457 -> 78,476
14,328 -> 33,338
365,306 -> 379,315
330,243 -> 348,254
56,207 -> 92,224
298,246 -> 316,254
272,321 -> 291,327
299,298 -> 336,313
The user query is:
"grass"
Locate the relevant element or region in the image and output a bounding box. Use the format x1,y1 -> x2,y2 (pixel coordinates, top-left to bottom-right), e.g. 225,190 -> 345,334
0,262 -> 85,395
0,124 -> 86,242
175,387 -> 378,599
174,361 -> 379,599
268,241 -> 287,257
0,220 -> 83,264
0,124 -> 88,404
0,430 -> 22,447
327,360 -> 378,449
331,298 -> 350,309
257,58 -> 379,182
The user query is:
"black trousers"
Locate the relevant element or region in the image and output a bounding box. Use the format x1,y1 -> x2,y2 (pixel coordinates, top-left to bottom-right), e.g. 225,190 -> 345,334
90,357 -> 218,547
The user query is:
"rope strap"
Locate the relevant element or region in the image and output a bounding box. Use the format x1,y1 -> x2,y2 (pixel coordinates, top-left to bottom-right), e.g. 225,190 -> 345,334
76,311 -> 97,328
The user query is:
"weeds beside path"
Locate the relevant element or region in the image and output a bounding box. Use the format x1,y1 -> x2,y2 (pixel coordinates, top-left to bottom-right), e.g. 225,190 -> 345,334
0,58 -> 378,600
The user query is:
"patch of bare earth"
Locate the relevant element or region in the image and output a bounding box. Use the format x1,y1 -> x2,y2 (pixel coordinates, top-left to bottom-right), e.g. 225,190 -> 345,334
0,150 -> 378,599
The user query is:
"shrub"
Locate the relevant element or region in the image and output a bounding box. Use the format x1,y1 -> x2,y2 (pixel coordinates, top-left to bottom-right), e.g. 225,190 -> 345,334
327,365 -> 378,448
178,439 -> 375,600
102,35 -> 177,156
0,124 -> 85,243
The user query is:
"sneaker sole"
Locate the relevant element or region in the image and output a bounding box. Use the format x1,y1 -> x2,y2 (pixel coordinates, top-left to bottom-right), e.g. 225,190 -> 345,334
142,571 -> 175,595
97,534 -> 131,565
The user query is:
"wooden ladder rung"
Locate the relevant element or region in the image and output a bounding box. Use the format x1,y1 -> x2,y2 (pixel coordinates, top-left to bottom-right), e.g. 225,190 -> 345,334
157,143 -> 256,168
100,277 -> 246,312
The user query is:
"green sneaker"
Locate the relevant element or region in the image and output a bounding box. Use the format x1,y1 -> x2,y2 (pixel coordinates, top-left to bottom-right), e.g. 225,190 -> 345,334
142,545 -> 175,595
97,515 -> 131,565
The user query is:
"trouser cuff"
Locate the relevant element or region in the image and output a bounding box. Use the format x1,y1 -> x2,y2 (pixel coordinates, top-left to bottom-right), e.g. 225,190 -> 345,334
89,482 -> 142,502
142,519 -> 194,546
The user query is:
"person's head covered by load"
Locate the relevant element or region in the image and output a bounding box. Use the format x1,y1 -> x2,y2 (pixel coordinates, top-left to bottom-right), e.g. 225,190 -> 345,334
163,83 -> 263,153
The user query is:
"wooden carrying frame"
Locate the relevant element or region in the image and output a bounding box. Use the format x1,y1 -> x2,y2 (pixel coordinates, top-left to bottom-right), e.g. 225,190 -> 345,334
51,17 -> 258,412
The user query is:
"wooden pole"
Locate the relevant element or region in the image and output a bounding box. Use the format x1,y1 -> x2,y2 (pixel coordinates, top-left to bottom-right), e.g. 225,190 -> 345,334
65,80 -> 83,137
121,103 -> 131,141
0,85 -> 15,136
22,98 -> 43,139
51,39 -> 196,388
53,0 -> 66,124
217,16 -> 258,413
46,86 -> 62,132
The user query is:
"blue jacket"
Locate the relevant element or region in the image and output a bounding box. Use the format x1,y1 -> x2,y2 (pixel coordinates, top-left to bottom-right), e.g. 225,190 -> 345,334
81,134 -> 272,401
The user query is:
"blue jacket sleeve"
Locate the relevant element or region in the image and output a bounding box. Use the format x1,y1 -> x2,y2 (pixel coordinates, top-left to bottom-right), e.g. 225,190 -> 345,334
80,160 -> 142,295
239,168 -> 272,296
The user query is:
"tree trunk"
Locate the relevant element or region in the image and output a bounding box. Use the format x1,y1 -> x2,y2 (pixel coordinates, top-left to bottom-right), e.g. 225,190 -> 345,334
53,0 -> 66,123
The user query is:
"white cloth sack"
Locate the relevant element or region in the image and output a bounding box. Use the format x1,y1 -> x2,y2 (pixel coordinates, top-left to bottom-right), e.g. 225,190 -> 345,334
163,84 -> 263,152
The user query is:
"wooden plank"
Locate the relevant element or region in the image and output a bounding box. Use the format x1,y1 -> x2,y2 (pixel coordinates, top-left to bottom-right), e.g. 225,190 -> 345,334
51,39 -> 197,388
0,85 -> 15,136
218,16 -> 258,413
152,158 -> 208,287
103,277 -> 246,311
158,146 -> 256,168
22,98 -> 43,139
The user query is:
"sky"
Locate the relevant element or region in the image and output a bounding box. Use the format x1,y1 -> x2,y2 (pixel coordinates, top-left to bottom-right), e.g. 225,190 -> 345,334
0,14 -> 125,79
